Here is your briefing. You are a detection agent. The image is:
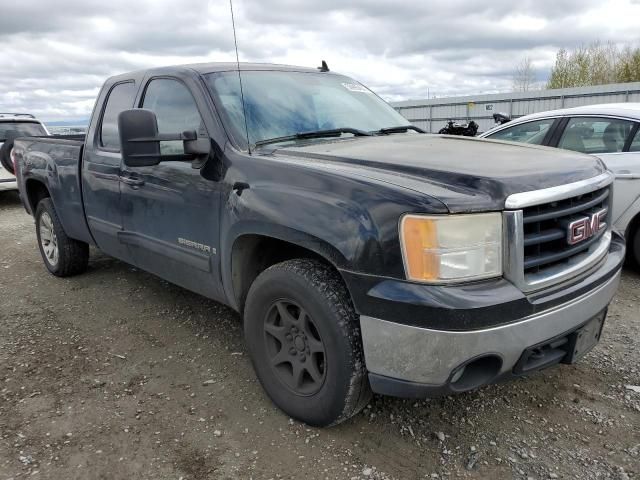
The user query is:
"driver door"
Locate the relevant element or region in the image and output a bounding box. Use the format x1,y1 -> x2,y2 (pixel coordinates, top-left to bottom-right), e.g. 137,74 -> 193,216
119,77 -> 223,300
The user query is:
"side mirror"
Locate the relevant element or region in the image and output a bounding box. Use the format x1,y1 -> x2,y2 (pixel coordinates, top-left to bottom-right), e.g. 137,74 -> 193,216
118,109 -> 212,168
118,109 -> 162,167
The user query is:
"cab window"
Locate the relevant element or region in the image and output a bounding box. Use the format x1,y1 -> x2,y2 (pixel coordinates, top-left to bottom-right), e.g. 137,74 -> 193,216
100,81 -> 136,151
486,118 -> 555,145
141,78 -> 203,155
557,117 -> 635,154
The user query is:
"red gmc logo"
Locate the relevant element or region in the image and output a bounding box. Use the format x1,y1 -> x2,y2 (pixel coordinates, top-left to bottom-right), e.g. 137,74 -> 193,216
567,209 -> 607,245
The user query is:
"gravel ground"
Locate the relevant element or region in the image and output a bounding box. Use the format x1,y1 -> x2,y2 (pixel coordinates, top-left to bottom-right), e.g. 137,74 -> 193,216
1,190 -> 639,480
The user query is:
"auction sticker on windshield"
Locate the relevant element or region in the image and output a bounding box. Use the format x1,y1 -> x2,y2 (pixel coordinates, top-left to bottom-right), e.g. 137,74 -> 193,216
342,82 -> 371,93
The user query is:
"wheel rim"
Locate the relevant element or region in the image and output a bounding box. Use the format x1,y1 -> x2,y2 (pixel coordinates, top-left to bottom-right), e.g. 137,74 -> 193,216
263,300 -> 327,396
39,212 -> 59,267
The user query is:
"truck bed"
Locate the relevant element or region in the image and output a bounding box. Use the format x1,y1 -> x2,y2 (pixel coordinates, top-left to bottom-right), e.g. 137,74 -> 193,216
14,134 -> 90,244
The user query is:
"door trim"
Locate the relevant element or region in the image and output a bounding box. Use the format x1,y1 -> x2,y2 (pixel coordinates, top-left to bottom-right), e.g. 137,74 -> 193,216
117,231 -> 212,272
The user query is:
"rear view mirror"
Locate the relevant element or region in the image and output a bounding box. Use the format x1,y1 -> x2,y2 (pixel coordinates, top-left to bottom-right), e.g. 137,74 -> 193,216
118,109 -> 161,167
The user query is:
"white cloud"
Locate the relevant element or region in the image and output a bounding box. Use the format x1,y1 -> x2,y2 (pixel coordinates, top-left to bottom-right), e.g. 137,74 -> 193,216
0,0 -> 638,121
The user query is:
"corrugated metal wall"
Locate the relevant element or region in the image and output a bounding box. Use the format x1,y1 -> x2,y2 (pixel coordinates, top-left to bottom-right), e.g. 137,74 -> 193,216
391,82 -> 640,133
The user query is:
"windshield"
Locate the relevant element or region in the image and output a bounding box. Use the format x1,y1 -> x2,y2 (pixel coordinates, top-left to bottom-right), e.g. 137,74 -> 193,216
205,71 -> 410,148
0,121 -> 46,142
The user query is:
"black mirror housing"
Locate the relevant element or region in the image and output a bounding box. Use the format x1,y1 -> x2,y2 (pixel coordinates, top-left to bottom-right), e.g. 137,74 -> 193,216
118,109 -> 162,167
118,109 -> 213,169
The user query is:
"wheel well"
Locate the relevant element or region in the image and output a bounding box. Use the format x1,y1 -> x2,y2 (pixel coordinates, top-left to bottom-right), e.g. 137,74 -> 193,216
231,235 -> 334,314
25,180 -> 50,213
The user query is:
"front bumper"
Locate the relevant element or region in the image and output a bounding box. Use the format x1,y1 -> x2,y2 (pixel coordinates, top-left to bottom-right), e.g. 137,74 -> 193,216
345,232 -> 625,397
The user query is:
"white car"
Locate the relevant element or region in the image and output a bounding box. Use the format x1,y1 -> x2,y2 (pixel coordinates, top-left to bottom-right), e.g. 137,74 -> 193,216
0,114 -> 49,192
480,103 -> 640,267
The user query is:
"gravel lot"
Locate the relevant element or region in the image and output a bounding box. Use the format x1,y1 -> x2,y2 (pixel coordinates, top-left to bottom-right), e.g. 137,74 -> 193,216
1,190 -> 639,480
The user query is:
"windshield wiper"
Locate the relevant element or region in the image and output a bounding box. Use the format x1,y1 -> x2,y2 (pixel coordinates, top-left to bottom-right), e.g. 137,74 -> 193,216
253,128 -> 372,149
374,125 -> 425,135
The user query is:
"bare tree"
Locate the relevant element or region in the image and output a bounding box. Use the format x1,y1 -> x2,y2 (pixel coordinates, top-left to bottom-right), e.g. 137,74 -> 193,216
513,57 -> 535,92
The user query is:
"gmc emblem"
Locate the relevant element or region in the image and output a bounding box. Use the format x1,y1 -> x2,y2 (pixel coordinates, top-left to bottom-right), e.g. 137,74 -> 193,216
567,209 -> 607,245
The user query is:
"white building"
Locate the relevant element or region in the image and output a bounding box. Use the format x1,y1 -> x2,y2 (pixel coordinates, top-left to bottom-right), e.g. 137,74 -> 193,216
391,82 -> 640,134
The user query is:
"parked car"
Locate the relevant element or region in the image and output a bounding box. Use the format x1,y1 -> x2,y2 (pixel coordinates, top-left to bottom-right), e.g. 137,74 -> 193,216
14,63 -> 624,427
0,113 -> 49,192
480,103 -> 640,267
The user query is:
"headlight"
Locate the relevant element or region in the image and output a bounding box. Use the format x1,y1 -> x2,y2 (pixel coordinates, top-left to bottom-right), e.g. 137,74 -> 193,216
400,213 -> 502,283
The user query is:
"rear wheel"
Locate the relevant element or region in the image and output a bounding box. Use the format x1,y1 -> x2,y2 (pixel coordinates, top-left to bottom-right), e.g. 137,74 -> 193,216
244,259 -> 371,427
35,198 -> 89,276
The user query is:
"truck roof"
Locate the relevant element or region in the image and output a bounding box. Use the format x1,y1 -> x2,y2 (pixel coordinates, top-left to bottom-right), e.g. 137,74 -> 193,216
0,113 -> 38,121
106,62 -> 333,83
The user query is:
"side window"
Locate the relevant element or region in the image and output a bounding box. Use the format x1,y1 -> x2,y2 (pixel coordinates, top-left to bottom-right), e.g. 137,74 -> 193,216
629,127 -> 640,152
142,78 -> 203,155
100,82 -> 136,150
486,118 -> 555,145
558,117 -> 635,154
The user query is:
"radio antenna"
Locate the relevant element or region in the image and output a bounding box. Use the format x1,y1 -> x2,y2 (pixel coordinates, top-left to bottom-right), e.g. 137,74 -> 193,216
229,0 -> 251,154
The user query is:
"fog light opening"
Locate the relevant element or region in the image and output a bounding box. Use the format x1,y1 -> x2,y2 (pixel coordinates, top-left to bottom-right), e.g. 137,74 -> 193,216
449,355 -> 502,392
450,365 -> 466,383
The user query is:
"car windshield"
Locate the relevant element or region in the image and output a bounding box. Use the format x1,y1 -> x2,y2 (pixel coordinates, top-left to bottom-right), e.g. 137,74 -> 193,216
0,121 -> 46,142
205,71 -> 410,149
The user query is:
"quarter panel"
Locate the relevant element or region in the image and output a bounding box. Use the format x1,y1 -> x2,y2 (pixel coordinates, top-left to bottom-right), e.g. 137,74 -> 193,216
17,139 -> 91,243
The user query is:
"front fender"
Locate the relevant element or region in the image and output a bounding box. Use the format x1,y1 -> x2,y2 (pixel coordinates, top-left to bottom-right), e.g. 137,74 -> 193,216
615,192 -> 640,236
218,154 -> 448,308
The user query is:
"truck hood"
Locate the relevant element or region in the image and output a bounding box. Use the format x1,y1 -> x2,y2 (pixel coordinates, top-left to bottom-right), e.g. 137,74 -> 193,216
276,134 -> 606,212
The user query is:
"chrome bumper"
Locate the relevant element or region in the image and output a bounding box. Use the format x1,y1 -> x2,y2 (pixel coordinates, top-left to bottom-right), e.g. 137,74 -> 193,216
360,268 -> 621,387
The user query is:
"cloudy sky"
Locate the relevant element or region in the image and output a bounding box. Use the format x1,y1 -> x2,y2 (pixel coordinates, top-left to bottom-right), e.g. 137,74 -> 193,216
1,0 -> 639,122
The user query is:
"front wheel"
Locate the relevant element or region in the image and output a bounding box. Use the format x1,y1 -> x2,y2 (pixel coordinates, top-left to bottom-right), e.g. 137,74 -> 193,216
244,259 -> 371,427
35,198 -> 89,277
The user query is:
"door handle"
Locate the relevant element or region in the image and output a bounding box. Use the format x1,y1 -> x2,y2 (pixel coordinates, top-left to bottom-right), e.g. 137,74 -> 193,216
119,175 -> 145,187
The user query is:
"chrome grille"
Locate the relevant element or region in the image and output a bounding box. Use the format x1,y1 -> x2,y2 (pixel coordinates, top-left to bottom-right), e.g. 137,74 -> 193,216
522,187 -> 610,275
503,172 -> 614,293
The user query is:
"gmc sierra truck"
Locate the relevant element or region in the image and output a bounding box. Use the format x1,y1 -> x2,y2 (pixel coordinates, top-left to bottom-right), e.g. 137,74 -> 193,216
14,63 -> 625,427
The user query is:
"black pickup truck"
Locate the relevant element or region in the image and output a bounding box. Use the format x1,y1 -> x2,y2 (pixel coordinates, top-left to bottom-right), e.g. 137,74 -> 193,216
14,63 -> 625,427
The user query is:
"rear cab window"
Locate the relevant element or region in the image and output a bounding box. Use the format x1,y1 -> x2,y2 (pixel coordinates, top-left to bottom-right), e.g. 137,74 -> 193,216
100,82 -> 137,151
557,117 -> 635,154
486,118 -> 555,145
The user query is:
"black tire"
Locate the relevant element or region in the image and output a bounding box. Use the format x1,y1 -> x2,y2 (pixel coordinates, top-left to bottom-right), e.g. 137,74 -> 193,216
244,259 -> 372,427
0,131 -> 18,175
628,223 -> 640,271
35,198 -> 89,277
